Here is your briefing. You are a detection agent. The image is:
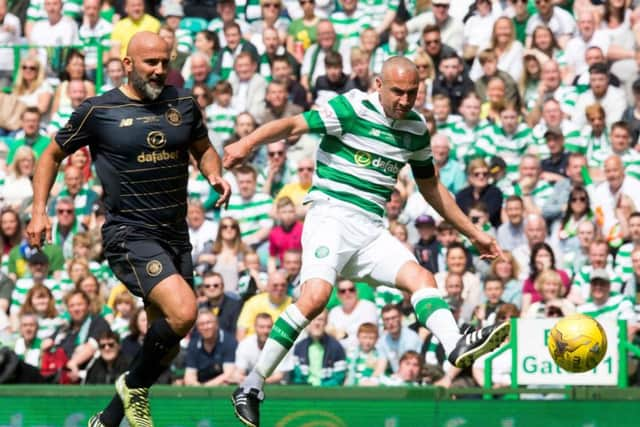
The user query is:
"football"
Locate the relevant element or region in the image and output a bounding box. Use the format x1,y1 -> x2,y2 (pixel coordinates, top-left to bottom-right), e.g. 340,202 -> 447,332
547,314 -> 607,373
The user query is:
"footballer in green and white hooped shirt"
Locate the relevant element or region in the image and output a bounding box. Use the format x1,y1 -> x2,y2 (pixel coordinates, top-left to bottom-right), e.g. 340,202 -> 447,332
225,57 -> 510,427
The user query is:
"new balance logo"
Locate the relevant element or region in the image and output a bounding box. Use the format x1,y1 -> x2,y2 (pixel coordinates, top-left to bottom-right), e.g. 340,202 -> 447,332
119,118 -> 133,127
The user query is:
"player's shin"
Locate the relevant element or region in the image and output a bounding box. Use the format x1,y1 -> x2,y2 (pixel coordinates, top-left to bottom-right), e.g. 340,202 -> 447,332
411,287 -> 462,356
243,304 -> 310,391
126,318 -> 183,388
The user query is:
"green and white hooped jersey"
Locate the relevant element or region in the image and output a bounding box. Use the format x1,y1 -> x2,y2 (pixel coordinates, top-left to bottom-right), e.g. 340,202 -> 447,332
571,264 -> 623,302
615,242 -> 636,283
531,120 -> 585,158
474,123 -> 533,181
440,119 -> 491,164
302,90 -> 432,218
501,179 -> 554,208
583,129 -> 610,169
330,8 -> 372,50
360,0 -> 399,28
578,292 -> 635,321
27,0 -> 82,21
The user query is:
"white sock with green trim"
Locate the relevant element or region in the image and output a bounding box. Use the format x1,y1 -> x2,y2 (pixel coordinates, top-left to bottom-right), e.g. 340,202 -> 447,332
411,287 -> 461,356
242,304 -> 310,391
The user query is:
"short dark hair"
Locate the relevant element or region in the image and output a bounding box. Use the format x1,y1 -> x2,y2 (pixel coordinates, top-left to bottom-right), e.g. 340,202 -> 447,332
422,24 -> 440,35
324,50 -> 343,68
588,62 -> 609,76
235,164 -> 257,179
98,330 -> 121,344
439,50 -> 460,63
223,21 -> 241,34
484,274 -> 504,288
272,54 -> 290,66
22,106 -> 41,118
255,312 -> 273,324
611,120 -> 631,135
505,195 -> 523,206
213,80 -> 233,94
381,303 -> 401,316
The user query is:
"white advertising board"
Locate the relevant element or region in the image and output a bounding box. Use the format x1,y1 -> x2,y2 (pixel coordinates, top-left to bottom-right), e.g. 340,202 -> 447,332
516,318 -> 619,386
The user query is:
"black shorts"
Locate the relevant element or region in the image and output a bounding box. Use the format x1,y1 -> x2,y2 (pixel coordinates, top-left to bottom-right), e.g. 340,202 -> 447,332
103,224 -> 194,299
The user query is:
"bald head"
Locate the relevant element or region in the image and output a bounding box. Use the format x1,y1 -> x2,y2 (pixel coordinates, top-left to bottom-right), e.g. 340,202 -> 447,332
126,31 -> 169,59
381,56 -> 419,85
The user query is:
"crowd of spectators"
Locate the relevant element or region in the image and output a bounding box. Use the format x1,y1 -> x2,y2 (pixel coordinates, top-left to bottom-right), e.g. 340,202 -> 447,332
1,0 -> 640,389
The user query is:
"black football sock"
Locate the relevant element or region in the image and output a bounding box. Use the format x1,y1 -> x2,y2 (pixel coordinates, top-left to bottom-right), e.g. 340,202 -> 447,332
99,395 -> 124,427
125,317 -> 182,389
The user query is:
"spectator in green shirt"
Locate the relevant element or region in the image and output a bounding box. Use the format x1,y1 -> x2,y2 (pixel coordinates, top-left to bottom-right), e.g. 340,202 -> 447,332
6,107 -> 50,165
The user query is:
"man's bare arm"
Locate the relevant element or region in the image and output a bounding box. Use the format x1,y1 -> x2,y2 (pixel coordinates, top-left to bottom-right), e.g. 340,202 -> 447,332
26,141 -> 67,247
417,176 -> 503,259
224,115 -> 310,169
189,137 -> 231,208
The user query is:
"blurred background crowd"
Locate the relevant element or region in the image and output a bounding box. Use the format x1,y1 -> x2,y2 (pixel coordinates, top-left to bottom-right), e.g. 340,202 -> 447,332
0,0 -> 640,390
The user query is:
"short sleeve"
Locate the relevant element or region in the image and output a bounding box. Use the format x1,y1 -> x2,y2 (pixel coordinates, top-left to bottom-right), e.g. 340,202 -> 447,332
234,341 -> 250,372
223,335 -> 237,363
54,100 -> 94,155
185,340 -> 198,368
302,94 -> 354,136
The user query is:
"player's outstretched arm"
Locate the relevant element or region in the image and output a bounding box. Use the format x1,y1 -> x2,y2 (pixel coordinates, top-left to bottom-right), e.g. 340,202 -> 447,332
190,137 -> 231,208
417,176 -> 504,260
26,141 -> 67,248
223,114 -> 310,169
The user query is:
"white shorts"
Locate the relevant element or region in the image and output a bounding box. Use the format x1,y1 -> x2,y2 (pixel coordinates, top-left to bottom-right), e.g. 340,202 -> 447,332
300,199 -> 417,287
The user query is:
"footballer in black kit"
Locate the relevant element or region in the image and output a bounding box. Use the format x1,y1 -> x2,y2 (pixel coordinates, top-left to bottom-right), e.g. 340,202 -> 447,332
28,32 -> 231,427
54,85 -> 203,297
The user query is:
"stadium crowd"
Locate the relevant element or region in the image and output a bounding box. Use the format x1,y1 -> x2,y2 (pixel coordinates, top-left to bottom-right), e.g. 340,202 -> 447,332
1,0 -> 640,389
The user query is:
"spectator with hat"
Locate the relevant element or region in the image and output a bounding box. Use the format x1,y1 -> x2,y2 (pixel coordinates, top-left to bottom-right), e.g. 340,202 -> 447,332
9,251 -> 64,325
577,268 -> 635,322
540,129 -> 569,183
413,214 -> 439,273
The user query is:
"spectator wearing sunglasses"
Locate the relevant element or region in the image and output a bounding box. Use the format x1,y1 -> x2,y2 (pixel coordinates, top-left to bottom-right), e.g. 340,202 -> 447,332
327,278 -> 378,352
455,158 -> 503,228
197,271 -> 242,335
85,331 -> 131,384
275,158 -> 314,216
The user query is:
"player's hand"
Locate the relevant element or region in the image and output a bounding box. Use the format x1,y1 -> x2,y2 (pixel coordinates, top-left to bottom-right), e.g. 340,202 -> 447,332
210,176 -> 231,208
26,212 -> 51,249
223,139 -> 252,169
470,232 -> 504,261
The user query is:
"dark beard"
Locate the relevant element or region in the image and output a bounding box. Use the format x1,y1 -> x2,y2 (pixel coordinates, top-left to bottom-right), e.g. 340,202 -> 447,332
130,68 -> 165,101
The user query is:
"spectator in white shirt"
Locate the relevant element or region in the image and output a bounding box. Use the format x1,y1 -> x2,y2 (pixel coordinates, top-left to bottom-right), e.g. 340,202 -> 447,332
0,0 -> 21,87
29,0 -> 80,71
327,279 -> 378,352
593,155 -> 640,246
573,63 -> 627,129
187,200 -> 218,264
232,312 -> 293,384
525,0 -> 575,48
564,10 -> 610,83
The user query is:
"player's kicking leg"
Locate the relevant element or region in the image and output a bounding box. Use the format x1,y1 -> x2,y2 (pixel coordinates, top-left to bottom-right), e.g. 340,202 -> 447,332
395,261 -> 510,368
92,276 -> 196,427
232,278 -> 332,427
